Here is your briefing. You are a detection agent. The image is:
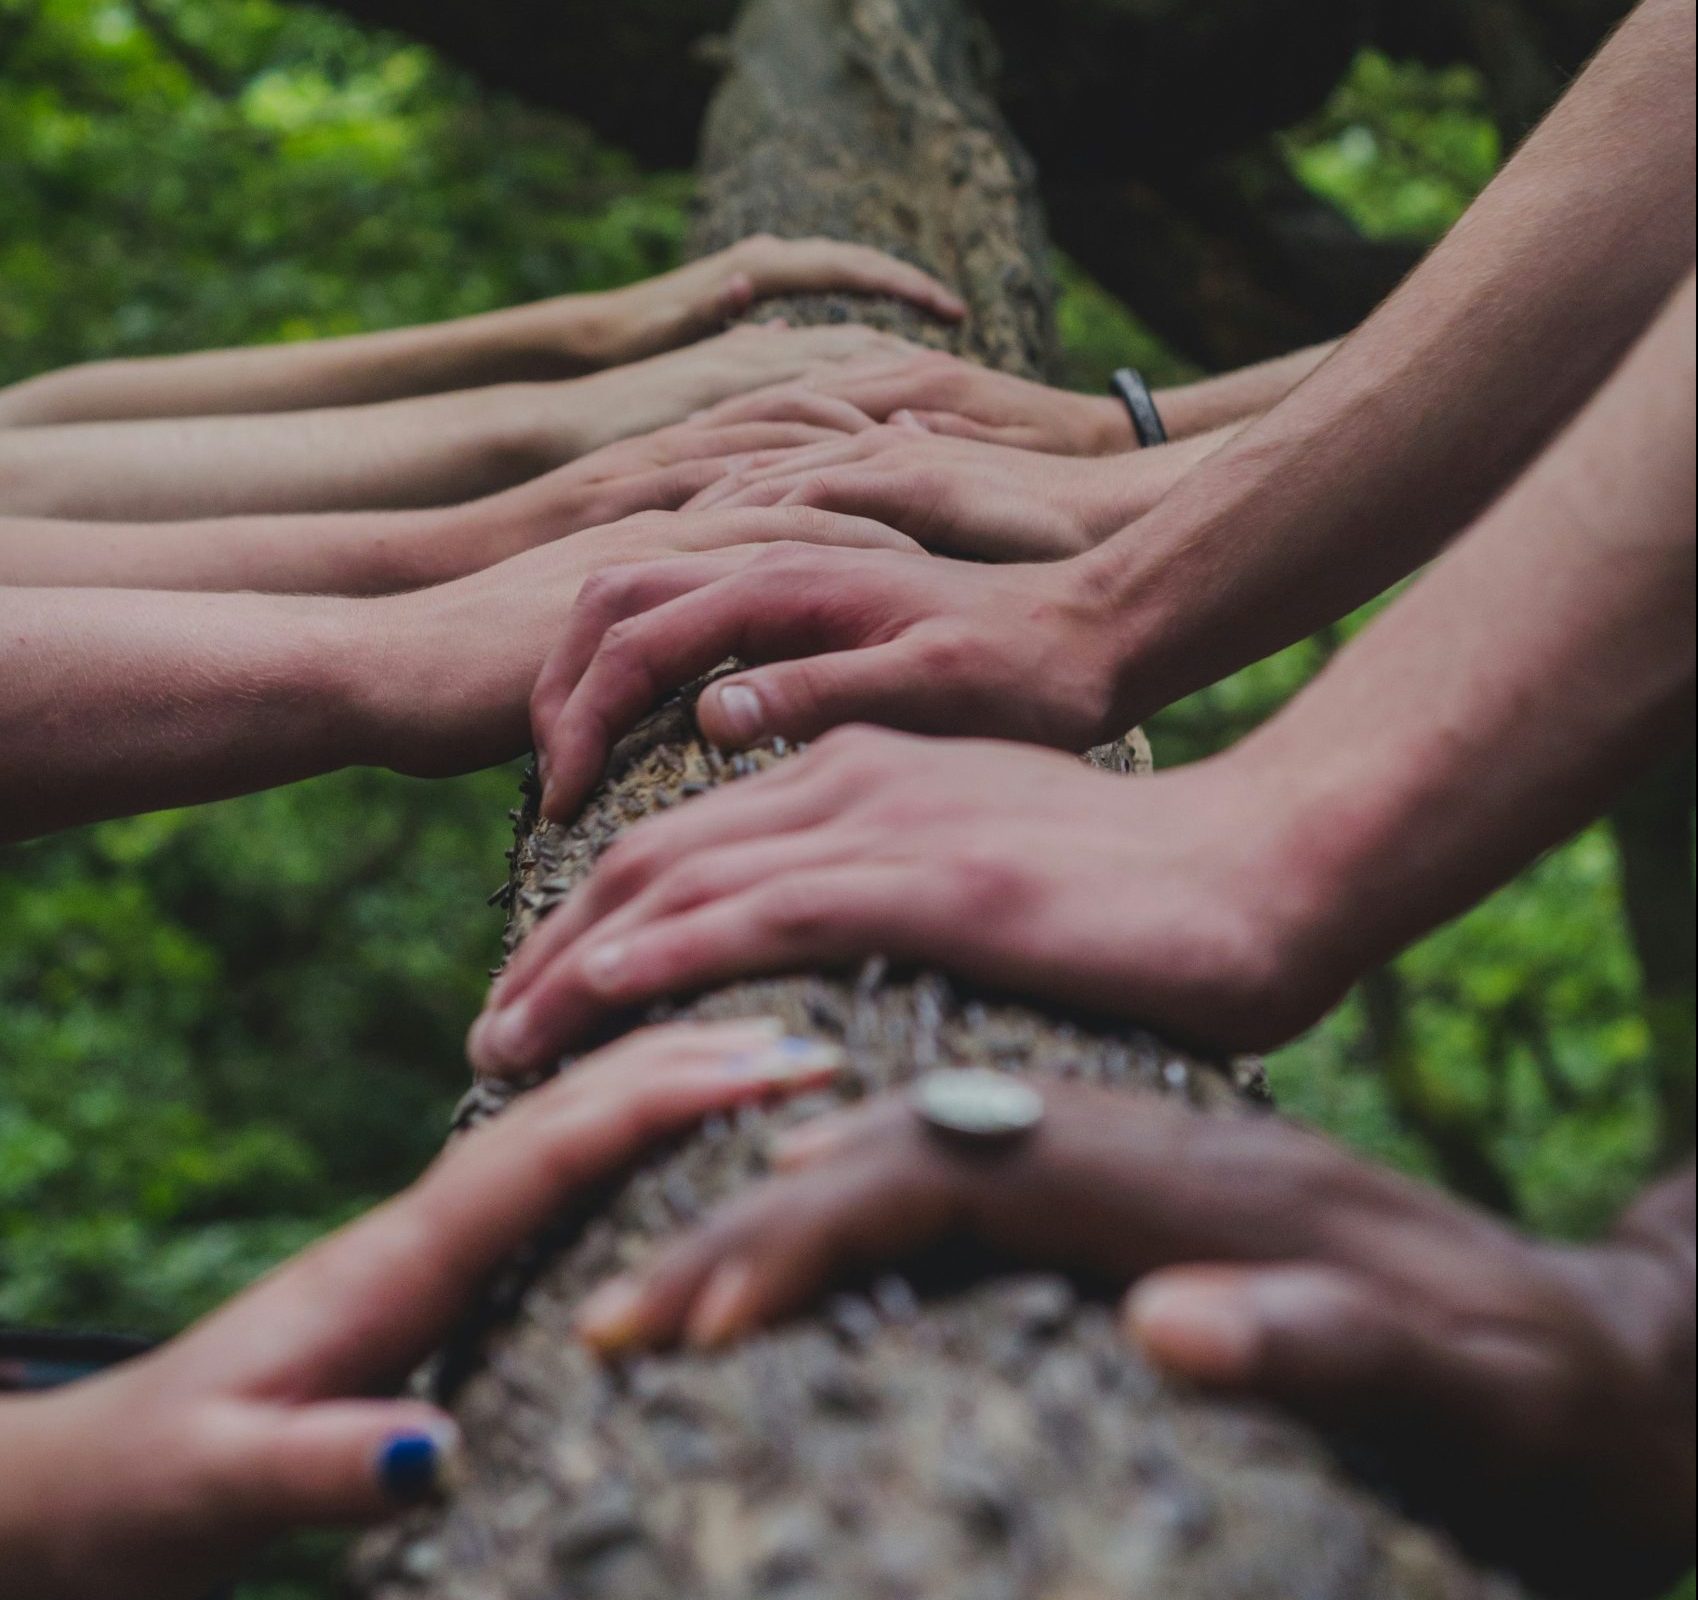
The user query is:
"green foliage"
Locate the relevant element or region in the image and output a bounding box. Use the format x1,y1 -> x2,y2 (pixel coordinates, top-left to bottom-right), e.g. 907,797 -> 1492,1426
0,6 -> 1688,1597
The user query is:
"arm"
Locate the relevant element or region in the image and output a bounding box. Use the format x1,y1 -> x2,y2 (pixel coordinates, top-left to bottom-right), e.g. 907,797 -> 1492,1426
0,237 -> 963,426
527,0 -> 1697,802
0,413 -> 857,593
575,1084 -> 1696,1599
1155,339 -> 1337,437
0,324 -> 913,520
0,506 -> 917,845
0,1020 -> 841,1600
494,272 -> 1693,1075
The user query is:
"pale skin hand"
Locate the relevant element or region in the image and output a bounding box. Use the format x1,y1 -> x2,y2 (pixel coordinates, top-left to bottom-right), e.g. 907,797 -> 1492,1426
0,508 -> 917,844
0,324 -> 920,521
491,273 -> 1695,1073
573,1086 -> 1696,1600
0,1019 -> 844,1600
683,418 -> 1242,560
697,338 -> 1335,454
0,415 -> 858,594
528,0 -> 1695,803
0,235 -> 964,426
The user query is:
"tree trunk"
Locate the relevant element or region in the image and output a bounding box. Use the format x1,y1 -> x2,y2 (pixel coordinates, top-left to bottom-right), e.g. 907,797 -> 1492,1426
351,4 -> 1524,1595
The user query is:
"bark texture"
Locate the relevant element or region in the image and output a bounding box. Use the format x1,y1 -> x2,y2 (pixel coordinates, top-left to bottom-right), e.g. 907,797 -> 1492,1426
352,4 -> 1527,1595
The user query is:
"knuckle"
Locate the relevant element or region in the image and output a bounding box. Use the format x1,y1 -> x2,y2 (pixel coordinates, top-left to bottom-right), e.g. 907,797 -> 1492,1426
754,879 -> 833,943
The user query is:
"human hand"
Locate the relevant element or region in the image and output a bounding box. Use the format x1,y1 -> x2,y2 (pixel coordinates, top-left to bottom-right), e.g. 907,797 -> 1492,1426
0,1019 -> 844,1600
450,411 -> 867,574
686,421 -> 1149,560
575,1082 -> 1697,1600
565,324 -> 925,456
583,235 -> 965,365
695,347 -> 1132,455
471,731 -> 1337,1079
352,507 -> 921,780
528,535 -> 1130,822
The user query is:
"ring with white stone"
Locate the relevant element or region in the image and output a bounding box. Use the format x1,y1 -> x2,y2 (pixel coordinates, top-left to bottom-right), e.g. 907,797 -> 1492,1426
910,1068 -> 1045,1148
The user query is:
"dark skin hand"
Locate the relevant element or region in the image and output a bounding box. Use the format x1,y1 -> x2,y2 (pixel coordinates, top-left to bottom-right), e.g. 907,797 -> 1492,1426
577,1083 -> 1697,1600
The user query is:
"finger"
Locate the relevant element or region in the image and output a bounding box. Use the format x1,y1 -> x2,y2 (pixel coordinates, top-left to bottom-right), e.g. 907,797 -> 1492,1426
177,1020 -> 844,1396
898,409 -> 1014,445
694,638 -> 947,750
687,472 -> 794,512
752,239 -> 967,321
535,562 -> 860,821
689,434 -> 878,510
1124,1263 -> 1576,1455
693,384 -> 878,435
473,830 -> 888,1077
501,864 -> 946,1055
486,759 -> 838,1012
675,508 -> 920,557
657,422 -> 846,465
578,1101 -> 955,1353
205,1399 -> 463,1532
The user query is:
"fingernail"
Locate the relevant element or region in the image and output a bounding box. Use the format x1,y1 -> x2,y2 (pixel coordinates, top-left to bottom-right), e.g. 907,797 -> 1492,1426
376,1424 -> 462,1504
687,1259 -> 757,1349
467,1000 -> 532,1073
1126,1281 -> 1259,1384
771,1116 -> 851,1168
578,1275 -> 648,1352
582,941 -> 628,995
728,1036 -> 846,1084
712,683 -> 764,744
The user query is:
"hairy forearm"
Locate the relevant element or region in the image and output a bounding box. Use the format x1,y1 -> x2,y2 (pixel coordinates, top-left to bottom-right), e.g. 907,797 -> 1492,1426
0,385 -> 558,520
0,298 -> 608,428
1157,342 -> 1338,438
0,587 -> 368,841
1242,273 -> 1695,990
1091,0 -> 1694,715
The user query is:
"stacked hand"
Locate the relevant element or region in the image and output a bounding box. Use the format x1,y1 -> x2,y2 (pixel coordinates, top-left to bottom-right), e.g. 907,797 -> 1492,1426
685,422 -> 1138,560
574,1082 -> 1696,1600
469,732 -> 1342,1079
696,345 -> 1132,454
527,535 -> 1133,821
0,1021 -> 842,1600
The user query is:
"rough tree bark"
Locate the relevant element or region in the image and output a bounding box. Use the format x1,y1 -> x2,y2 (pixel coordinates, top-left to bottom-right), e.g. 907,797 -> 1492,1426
351,3 -> 1527,1595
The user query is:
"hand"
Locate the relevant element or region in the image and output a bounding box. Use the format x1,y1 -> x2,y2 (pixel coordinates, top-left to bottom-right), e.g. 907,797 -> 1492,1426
0,1019 -> 845,1600
470,731 -> 1338,1079
562,324 -> 928,457
353,507 -> 922,779
585,235 -> 966,365
447,411 -> 866,575
573,1084 -> 1697,1600
694,347 -> 1132,455
686,421 -> 1147,560
527,535 -> 1130,822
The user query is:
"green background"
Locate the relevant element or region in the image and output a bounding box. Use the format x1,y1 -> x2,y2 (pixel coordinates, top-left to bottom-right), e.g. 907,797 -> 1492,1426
0,2 -> 1690,1594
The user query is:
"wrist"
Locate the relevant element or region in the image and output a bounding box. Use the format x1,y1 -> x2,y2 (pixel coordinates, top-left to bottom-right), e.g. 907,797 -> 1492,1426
0,1392 -> 94,1598
1076,393 -> 1136,455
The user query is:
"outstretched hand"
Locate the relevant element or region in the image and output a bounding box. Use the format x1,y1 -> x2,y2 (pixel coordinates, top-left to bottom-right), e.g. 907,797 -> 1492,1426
576,1081 -> 1697,1600
0,1020 -> 843,1600
589,234 -> 966,365
527,539 -> 1131,823
471,732 -> 1339,1080
691,346 -> 1132,454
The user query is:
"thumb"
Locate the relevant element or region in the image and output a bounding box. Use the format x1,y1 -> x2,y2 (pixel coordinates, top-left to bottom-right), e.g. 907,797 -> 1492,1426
697,642 -> 921,748
210,1400 -> 464,1533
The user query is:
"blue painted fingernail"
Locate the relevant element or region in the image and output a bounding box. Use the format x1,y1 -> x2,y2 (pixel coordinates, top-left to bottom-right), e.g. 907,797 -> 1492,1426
378,1430 -> 448,1504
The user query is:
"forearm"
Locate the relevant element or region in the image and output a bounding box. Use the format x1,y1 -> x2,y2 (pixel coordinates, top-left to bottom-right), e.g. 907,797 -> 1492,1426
1087,0 -> 1694,713
0,298 -> 611,428
0,586 -> 370,841
0,385 -> 557,520
0,491 -> 538,594
1156,342 -> 1338,438
1238,273 -> 1695,991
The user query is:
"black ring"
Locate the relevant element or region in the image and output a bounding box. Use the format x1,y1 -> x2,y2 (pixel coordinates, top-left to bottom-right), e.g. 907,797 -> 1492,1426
1111,367 -> 1168,448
